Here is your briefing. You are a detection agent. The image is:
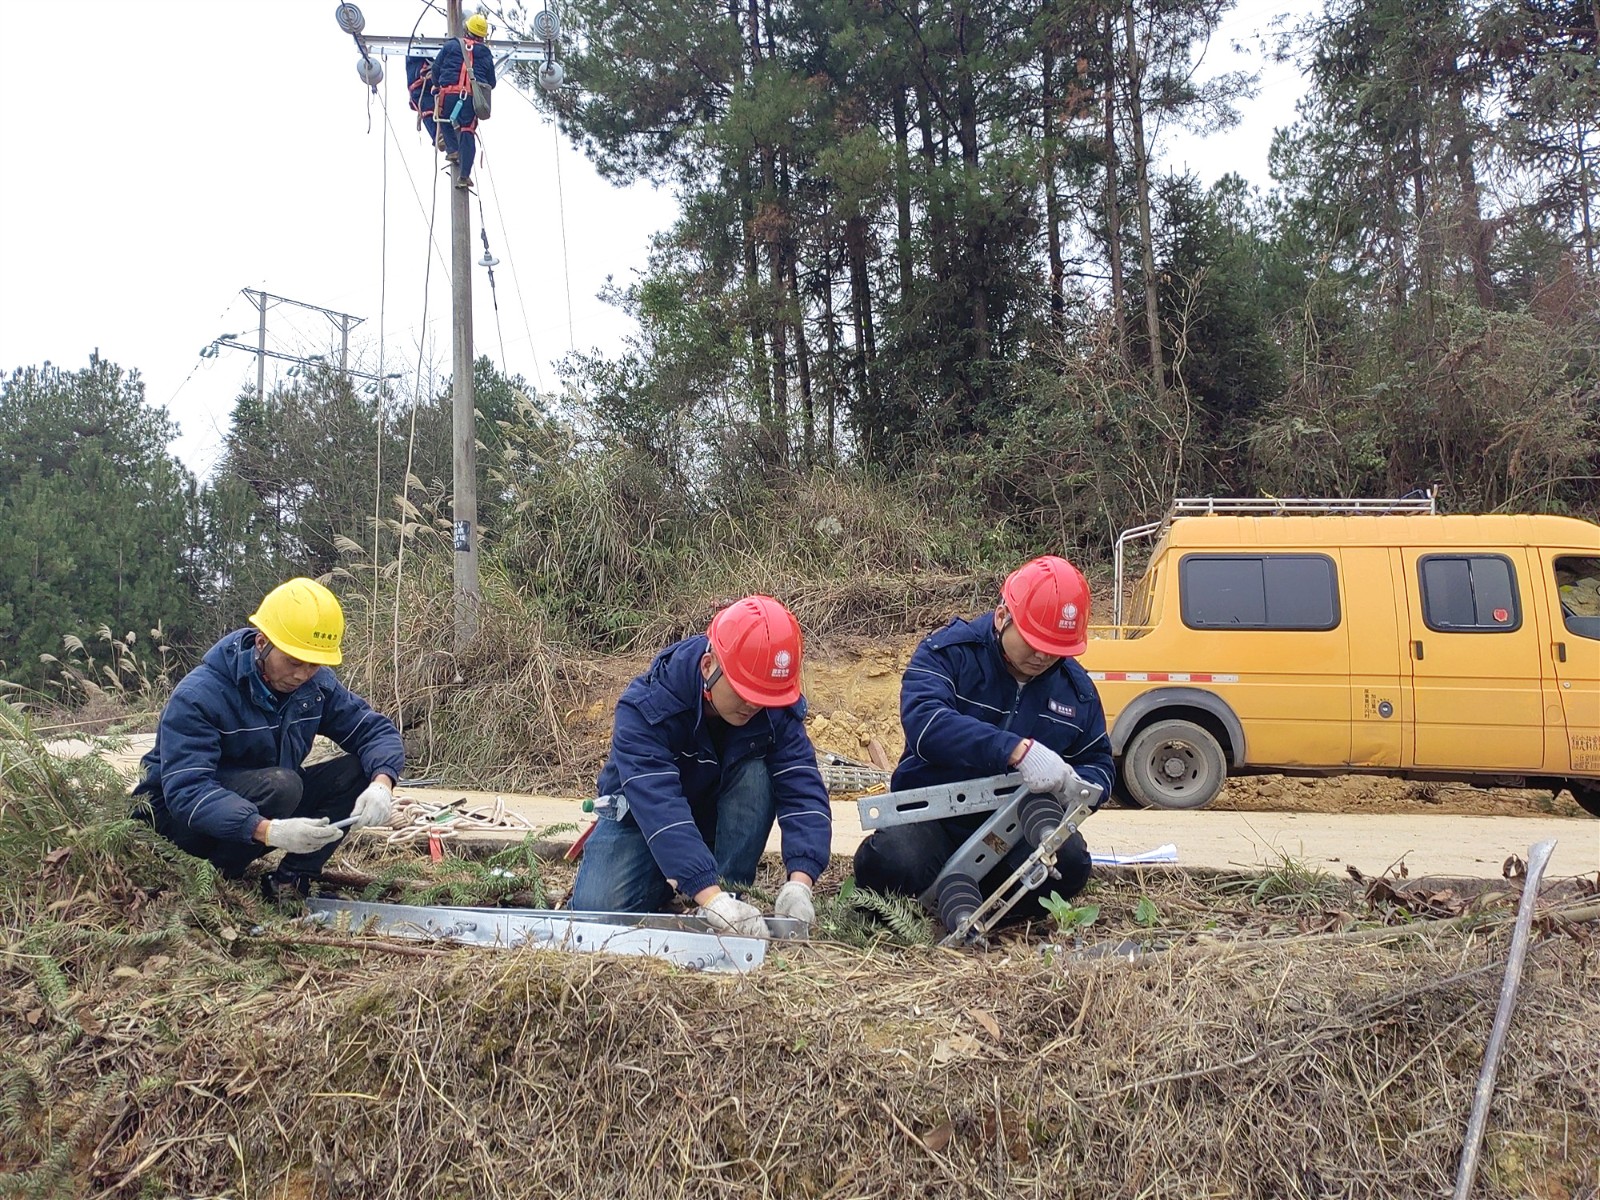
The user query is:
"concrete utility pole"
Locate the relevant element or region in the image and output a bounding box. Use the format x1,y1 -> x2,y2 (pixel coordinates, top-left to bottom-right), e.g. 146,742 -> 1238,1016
446,0 -> 481,650
253,289 -> 267,404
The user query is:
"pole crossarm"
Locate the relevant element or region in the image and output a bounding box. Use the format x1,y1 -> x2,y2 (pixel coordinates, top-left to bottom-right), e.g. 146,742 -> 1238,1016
206,339 -> 393,383
356,35 -> 555,64
247,290 -> 368,331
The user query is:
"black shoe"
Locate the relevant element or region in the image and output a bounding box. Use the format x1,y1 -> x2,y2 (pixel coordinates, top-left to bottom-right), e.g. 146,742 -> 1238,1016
260,868 -> 313,906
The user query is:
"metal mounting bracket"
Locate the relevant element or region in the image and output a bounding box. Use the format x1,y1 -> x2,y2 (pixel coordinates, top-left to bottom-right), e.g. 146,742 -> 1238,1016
301,898 -> 777,973
857,770 -> 1102,945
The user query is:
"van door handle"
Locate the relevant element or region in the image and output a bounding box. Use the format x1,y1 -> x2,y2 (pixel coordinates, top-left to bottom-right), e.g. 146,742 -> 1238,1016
1413,640 -> 1424,661
1555,641 -> 1567,663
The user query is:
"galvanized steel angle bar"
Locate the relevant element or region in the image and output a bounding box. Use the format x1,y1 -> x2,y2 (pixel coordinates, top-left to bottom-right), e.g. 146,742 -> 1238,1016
855,772 -> 1024,829
301,898 -> 768,973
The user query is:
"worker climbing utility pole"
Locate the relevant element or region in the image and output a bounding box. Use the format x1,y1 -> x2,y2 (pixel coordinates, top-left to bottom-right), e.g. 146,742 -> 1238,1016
446,0 -> 481,650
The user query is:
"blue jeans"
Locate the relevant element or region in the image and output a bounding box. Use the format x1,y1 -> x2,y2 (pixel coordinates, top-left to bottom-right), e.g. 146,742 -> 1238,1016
569,758 -> 777,912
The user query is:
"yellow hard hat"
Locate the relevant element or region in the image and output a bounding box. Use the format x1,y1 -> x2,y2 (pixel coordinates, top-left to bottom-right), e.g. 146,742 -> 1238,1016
465,13 -> 490,37
249,578 -> 345,665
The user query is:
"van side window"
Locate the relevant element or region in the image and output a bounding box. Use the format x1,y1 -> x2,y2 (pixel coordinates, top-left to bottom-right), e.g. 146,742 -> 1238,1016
1554,556 -> 1600,641
1419,555 -> 1521,632
1180,555 -> 1340,630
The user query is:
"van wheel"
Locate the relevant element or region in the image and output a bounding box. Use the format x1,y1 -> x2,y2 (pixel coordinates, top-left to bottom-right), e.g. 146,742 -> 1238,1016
1123,719 -> 1227,810
1571,783 -> 1600,819
1108,774 -> 1142,808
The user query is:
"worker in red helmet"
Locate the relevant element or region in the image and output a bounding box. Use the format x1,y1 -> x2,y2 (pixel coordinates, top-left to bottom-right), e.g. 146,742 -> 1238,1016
569,595 -> 832,937
854,555 -> 1114,925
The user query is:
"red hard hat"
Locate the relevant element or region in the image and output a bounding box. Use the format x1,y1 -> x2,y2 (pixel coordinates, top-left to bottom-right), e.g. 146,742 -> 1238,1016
706,595 -> 804,707
1000,555 -> 1090,657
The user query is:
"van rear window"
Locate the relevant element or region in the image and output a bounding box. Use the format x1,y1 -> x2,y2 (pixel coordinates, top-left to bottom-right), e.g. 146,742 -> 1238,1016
1180,555 -> 1340,630
1418,555 -> 1521,632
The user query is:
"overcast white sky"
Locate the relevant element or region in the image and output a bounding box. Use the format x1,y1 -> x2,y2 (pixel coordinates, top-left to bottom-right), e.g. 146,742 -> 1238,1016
0,0 -> 1301,479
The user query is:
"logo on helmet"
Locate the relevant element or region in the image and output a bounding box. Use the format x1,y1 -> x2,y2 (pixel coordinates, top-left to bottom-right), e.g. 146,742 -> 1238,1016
772,649 -> 793,678
1059,602 -> 1079,630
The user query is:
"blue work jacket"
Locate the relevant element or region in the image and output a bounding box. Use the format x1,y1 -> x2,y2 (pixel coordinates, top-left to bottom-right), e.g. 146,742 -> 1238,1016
597,634 -> 831,899
133,630 -> 405,844
893,612 -> 1115,800
432,35 -> 496,90
405,54 -> 437,111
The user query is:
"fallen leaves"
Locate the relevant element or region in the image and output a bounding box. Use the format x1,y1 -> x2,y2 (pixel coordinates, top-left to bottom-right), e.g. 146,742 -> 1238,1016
968,1007 -> 1001,1042
930,1033 -> 983,1064
1362,876 -> 1467,921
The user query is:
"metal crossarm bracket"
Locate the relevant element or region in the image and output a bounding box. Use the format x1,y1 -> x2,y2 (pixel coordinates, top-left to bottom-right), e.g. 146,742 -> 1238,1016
425,904 -> 807,941
856,771 -> 1103,944
301,899 -> 775,973
938,800 -> 1095,947
354,34 -> 556,69
856,772 -> 1024,828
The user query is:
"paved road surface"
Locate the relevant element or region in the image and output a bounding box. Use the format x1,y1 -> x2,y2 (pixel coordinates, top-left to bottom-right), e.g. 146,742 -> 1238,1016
406,786 -> 1599,881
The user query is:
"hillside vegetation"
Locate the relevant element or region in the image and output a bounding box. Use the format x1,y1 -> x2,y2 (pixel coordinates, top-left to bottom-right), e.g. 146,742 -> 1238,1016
2,0 -> 1596,770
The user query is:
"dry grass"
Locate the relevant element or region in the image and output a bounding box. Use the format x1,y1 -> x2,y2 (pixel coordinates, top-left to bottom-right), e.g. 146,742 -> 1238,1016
5,708 -> 1597,1200
6,844 -> 1599,1198
8,917 -> 1598,1199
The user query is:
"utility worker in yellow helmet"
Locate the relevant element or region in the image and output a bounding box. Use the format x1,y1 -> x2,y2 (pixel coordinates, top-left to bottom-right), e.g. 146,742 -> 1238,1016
133,578 -> 405,901
432,11 -> 495,189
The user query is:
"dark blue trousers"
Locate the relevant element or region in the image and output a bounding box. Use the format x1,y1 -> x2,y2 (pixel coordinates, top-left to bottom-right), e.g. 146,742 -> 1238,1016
146,754 -> 365,879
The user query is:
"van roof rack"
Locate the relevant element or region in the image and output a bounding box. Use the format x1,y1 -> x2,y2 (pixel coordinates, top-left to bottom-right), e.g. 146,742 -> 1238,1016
1167,493 -> 1437,518
1111,491 -> 1437,626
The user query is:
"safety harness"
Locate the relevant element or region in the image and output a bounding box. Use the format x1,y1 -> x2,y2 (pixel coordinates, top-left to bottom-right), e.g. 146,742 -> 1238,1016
436,36 -> 483,130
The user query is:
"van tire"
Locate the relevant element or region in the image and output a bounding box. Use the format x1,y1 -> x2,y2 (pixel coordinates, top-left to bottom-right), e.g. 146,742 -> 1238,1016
1123,719 -> 1227,810
1571,783 -> 1600,819
1108,775 -> 1142,808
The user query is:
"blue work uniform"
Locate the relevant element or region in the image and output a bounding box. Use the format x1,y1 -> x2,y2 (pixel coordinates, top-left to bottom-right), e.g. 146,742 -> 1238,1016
854,612 -> 1114,919
570,634 -> 832,912
405,54 -> 439,144
133,629 -> 405,879
431,35 -> 495,185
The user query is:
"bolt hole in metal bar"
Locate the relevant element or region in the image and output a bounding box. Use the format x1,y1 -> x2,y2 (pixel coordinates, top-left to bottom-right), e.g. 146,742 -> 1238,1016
858,774 -> 1026,829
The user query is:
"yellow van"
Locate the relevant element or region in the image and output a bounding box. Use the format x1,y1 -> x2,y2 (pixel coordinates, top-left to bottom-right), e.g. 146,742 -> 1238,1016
1078,497 -> 1600,815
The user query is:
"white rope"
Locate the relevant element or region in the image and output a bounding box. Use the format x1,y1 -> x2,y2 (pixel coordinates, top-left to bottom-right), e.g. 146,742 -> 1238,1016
376,83 -> 444,730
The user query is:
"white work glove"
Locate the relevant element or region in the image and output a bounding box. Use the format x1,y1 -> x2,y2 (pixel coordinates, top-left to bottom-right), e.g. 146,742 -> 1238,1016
696,891 -> 770,939
1017,739 -> 1069,794
263,817 -> 344,855
348,780 -> 395,831
773,879 -> 816,927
